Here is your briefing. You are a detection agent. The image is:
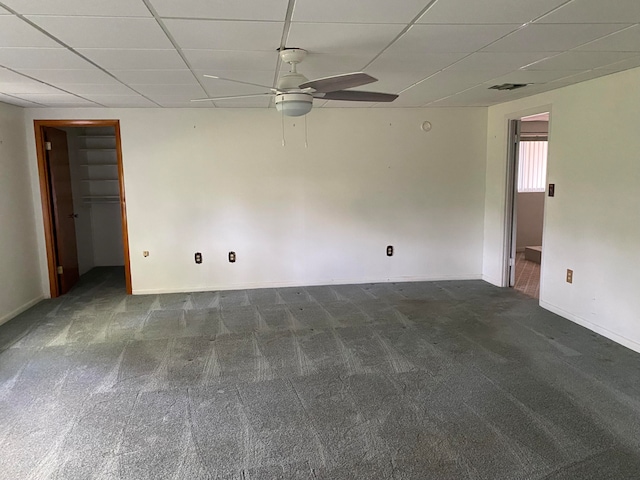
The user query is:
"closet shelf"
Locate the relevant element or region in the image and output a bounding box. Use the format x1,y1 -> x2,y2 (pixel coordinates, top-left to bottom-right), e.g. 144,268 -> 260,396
77,135 -> 116,138
79,163 -> 118,167
80,179 -> 119,182
78,148 -> 116,151
82,195 -> 120,204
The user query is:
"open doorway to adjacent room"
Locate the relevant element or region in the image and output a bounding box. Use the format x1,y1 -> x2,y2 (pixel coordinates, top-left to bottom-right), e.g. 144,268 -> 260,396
505,112 -> 549,299
34,120 -> 131,297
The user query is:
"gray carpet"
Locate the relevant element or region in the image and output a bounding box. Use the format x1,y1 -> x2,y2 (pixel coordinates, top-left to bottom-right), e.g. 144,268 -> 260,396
2,267 -> 640,479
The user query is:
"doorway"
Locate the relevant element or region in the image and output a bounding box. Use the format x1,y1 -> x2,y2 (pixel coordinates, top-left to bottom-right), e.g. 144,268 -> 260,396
505,112 -> 549,298
34,120 -> 131,297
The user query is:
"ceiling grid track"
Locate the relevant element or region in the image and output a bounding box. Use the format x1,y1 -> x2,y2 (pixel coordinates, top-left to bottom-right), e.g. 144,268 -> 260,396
360,0 -> 439,71
0,1 -> 162,107
140,0 -> 214,107
0,0 -> 639,108
405,0 -> 615,107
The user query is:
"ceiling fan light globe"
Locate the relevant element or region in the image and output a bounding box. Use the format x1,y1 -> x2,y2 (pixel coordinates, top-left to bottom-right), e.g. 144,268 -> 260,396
275,93 -> 313,117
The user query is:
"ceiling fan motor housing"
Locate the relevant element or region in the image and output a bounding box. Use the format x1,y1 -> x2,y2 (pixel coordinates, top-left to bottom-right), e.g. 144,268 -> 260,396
275,93 -> 313,117
279,48 -> 307,64
277,72 -> 309,90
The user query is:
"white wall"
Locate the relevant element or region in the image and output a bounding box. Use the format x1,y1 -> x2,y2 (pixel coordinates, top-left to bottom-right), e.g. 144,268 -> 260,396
0,102 -> 43,324
483,67 -> 640,353
24,108 -> 488,294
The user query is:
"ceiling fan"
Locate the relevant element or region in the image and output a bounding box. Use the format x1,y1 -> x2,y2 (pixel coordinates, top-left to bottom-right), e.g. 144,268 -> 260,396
192,48 -> 399,116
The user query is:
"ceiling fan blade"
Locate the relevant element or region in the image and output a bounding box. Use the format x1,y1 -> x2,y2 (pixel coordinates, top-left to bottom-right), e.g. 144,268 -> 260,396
191,93 -> 274,102
299,72 -> 377,93
203,74 -> 276,91
315,90 -> 399,102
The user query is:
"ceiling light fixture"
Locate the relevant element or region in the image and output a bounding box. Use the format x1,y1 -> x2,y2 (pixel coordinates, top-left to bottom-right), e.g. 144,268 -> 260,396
275,92 -> 313,117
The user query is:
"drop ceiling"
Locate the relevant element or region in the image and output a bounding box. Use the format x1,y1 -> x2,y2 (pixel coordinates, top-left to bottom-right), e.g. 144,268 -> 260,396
0,0 -> 639,108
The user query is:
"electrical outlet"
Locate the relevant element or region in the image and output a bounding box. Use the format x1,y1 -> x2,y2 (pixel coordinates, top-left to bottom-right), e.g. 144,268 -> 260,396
566,269 -> 573,284
386,245 -> 394,257
229,251 -> 236,263
195,252 -> 202,264
143,251 -> 149,257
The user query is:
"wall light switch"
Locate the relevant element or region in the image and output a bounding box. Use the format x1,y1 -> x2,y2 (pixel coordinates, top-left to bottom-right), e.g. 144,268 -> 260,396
229,251 -> 236,263
386,245 -> 394,256
566,269 -> 573,284
549,184 -> 555,197
195,252 -> 202,264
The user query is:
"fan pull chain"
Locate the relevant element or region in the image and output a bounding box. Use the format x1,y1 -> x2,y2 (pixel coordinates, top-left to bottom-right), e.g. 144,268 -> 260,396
304,114 -> 308,148
281,109 -> 286,147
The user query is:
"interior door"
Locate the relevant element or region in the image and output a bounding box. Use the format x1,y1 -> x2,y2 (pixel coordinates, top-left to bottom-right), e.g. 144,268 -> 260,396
506,119 -> 521,287
44,127 -> 80,294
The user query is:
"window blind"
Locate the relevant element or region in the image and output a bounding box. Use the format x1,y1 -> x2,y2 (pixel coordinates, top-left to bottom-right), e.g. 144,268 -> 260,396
518,141 -> 548,193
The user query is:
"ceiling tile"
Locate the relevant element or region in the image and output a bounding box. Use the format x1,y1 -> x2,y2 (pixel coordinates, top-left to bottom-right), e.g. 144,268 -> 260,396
80,94 -> 158,107
210,96 -> 271,108
286,23 -> 405,54
0,93 -> 45,106
26,16 -> 173,49
536,0 -> 640,24
0,48 -> 93,69
359,70 -> 435,94
293,0 -> 428,24
367,52 -> 467,73
163,19 -> 283,51
444,52 -> 555,71
291,53 -> 377,74
487,70 -> 587,84
133,84 -> 207,98
483,24 -> 630,52
55,83 -> 137,95
2,0 -> 152,16
16,68 -> 119,84
0,80 -> 65,94
0,16 -> 60,47
154,100 -> 216,108
322,101 -> 377,108
12,92 -> 98,106
389,24 -> 520,54
183,50 -> 277,71
548,69 -> 623,86
576,25 -> 640,52
202,86 -> 273,100
113,70 -> 198,85
595,55 -> 640,72
0,6 -> 9,14
418,0 -> 567,24
78,49 -> 188,70
0,67 -> 37,83
149,0 -> 289,21
200,71 -> 275,96
428,85 -> 519,107
525,51 -> 638,71
390,70 -> 503,106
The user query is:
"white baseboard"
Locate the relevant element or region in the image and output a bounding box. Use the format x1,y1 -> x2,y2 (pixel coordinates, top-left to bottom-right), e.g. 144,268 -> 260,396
132,274 -> 484,295
0,295 -> 45,327
540,301 -> 640,354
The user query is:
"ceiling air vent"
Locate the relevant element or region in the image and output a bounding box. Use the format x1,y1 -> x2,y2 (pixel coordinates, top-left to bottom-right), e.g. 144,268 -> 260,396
489,83 -> 531,91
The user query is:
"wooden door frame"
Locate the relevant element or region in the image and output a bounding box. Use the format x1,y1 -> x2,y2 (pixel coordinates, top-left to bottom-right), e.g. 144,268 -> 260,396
34,119 -> 132,297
